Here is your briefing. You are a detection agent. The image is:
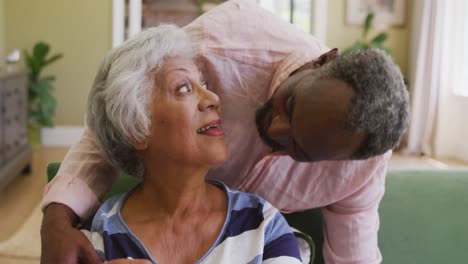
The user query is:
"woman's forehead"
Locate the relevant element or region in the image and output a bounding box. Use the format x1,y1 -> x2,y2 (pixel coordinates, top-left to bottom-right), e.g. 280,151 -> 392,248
164,56 -> 198,71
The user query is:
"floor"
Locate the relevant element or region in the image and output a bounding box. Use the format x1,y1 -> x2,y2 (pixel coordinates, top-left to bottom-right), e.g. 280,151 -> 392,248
0,147 -> 467,263
0,147 -> 69,264
388,153 -> 468,170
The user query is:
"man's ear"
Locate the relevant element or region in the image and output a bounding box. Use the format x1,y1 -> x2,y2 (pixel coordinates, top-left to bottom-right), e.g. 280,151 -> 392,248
313,48 -> 339,67
133,141 -> 148,150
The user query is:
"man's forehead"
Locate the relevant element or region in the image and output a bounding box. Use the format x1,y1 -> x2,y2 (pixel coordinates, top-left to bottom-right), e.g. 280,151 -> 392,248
299,77 -> 351,97
293,79 -> 353,125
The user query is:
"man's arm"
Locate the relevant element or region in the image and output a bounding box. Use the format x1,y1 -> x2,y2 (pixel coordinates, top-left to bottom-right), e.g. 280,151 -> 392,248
41,205 -> 153,264
41,128 -> 118,220
321,155 -> 388,264
41,128 -> 118,263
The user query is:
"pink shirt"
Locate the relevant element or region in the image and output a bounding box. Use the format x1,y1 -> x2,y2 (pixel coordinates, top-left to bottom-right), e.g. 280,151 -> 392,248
42,1 -> 390,263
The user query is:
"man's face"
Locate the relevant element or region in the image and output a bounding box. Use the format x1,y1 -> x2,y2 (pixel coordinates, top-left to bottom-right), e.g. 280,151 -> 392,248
255,68 -> 366,162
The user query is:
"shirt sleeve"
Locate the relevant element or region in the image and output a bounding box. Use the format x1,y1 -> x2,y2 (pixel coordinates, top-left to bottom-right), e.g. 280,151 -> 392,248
321,153 -> 390,264
41,128 -> 118,220
242,151 -> 391,264
263,204 -> 302,264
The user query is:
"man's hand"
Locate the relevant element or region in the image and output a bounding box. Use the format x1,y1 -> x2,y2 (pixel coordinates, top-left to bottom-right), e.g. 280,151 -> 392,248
41,203 -> 102,264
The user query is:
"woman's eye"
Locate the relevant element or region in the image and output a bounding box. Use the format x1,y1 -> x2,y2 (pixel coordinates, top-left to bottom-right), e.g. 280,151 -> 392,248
201,82 -> 208,90
177,84 -> 191,93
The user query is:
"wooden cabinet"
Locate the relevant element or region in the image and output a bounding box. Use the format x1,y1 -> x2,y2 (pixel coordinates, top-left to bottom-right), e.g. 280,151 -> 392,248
0,71 -> 32,192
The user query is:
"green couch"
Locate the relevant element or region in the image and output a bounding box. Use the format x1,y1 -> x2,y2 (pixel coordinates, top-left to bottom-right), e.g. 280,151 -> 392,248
47,163 -> 468,263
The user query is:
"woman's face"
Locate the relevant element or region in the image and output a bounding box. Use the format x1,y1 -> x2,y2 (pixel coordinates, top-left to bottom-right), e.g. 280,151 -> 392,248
141,56 -> 228,168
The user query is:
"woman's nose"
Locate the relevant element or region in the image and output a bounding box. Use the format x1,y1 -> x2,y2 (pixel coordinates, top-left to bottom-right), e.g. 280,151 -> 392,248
198,87 -> 220,112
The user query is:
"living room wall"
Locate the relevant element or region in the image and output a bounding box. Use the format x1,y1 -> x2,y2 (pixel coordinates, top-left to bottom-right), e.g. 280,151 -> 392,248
3,0 -> 413,127
326,0 -> 413,77
4,0 -> 113,126
0,0 -> 5,60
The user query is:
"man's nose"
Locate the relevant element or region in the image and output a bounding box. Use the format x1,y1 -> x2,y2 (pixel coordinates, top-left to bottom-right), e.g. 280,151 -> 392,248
267,115 -> 292,146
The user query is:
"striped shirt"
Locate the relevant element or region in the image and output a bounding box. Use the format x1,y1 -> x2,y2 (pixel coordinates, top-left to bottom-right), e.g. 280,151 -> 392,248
81,180 -> 302,263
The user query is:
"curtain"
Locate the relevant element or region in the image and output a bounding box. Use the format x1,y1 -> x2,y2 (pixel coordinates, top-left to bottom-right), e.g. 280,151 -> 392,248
433,0 -> 468,161
405,0 -> 468,158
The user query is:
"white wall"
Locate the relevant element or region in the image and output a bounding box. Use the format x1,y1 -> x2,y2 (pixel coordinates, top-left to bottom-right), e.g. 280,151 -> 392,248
435,94 -> 468,162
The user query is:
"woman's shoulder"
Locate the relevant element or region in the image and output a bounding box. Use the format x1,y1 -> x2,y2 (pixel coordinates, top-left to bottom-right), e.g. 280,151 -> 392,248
205,180 -> 301,263
97,194 -> 127,218
81,193 -> 127,232
208,179 -> 280,222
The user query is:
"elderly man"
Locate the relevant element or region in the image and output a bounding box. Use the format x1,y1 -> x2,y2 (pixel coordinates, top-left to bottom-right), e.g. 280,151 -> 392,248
41,0 -> 409,263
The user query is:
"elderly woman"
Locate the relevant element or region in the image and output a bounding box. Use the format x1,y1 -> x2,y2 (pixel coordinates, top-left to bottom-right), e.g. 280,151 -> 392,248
81,25 -> 302,263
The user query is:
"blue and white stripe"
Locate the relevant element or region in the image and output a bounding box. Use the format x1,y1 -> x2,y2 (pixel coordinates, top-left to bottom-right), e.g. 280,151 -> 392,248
81,180 -> 301,263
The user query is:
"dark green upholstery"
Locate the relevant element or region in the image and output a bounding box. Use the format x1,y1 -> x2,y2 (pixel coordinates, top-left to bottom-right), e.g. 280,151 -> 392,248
285,210 -> 322,262
47,163 -> 468,263
47,162 -> 140,199
379,170 -> 468,264
286,170 -> 468,264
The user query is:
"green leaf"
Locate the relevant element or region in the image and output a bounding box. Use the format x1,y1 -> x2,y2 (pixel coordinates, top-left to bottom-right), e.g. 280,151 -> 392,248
198,0 -> 206,14
33,42 -> 50,65
370,42 -> 392,55
24,50 -> 40,78
363,13 -> 374,40
28,111 -> 41,124
24,51 -> 33,69
39,116 -> 54,127
39,94 -> 57,117
29,82 -> 40,95
43,53 -> 63,67
370,32 -> 388,45
342,42 -> 366,55
31,79 -> 54,94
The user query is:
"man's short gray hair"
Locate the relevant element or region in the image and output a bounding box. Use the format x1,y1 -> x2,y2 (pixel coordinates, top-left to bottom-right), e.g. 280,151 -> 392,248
319,49 -> 409,159
87,25 -> 193,177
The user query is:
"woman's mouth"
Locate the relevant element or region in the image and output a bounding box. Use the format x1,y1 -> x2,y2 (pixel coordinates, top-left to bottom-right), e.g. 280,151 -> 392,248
197,120 -> 224,136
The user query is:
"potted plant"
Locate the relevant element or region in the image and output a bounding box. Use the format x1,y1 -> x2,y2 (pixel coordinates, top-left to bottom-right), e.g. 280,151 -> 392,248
24,42 -> 63,146
343,13 -> 391,55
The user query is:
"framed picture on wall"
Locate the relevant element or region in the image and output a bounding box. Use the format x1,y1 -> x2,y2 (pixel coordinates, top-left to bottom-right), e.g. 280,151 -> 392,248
346,0 -> 406,27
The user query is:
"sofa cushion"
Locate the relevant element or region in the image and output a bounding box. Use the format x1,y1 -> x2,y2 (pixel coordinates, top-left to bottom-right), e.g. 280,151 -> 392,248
379,170 -> 468,263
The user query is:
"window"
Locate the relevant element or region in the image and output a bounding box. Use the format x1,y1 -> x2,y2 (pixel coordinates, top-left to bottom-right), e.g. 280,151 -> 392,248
258,0 -> 312,33
113,0 -> 327,47
449,0 -> 468,97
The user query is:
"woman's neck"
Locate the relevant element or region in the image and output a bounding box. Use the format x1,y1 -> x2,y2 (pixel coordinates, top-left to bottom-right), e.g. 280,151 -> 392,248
124,162 -> 220,219
120,163 -> 228,264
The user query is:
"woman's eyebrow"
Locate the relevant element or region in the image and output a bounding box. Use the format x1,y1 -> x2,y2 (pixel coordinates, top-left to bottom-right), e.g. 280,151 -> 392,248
172,68 -> 202,79
173,68 -> 190,73
167,67 -> 202,82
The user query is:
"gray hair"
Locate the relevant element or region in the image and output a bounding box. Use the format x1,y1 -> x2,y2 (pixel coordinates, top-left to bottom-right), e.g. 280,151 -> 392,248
87,25 -> 193,177
318,49 -> 409,159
